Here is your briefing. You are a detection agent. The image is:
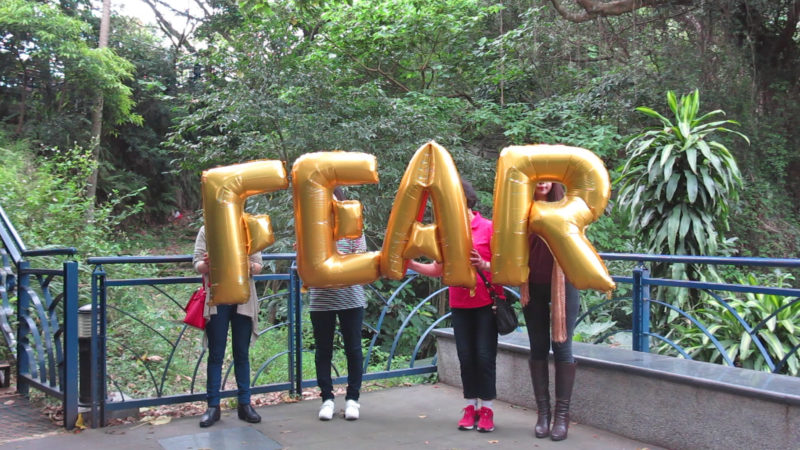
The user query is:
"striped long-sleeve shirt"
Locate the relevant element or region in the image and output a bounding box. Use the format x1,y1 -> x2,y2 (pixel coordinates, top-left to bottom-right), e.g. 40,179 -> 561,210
308,236 -> 368,311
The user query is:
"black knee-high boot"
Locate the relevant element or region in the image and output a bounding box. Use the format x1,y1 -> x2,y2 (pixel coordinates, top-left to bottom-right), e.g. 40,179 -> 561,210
529,360 -> 551,438
550,361 -> 576,441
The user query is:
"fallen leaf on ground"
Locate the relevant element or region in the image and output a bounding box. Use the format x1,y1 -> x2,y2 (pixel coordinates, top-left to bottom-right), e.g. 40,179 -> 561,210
150,415 -> 172,425
4,400 -> 14,405
74,414 -> 87,430
488,439 -> 499,444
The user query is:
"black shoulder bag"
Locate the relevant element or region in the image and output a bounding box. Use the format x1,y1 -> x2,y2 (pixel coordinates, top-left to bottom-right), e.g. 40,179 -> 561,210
476,270 -> 518,335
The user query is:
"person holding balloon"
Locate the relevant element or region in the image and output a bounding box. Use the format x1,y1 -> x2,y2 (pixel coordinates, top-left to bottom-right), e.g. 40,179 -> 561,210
193,226 -> 263,427
407,179 -> 503,433
309,187 -> 368,421
520,181 -> 581,441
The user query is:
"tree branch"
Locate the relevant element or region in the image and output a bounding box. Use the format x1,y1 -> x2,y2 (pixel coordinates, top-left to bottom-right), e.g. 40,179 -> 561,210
550,0 -> 692,22
773,0 -> 800,59
140,0 -> 197,52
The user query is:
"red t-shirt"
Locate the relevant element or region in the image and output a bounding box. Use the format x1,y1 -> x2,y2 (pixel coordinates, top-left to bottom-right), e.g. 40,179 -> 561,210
448,212 -> 504,309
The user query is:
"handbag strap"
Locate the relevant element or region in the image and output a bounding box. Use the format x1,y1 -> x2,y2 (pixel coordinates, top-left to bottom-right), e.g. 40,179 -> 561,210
475,269 -> 503,304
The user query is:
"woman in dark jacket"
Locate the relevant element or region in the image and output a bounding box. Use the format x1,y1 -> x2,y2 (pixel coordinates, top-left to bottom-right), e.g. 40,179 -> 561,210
520,182 -> 580,441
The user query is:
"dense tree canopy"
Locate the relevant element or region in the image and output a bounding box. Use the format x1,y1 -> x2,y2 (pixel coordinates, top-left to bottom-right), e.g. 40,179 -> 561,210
0,0 -> 798,256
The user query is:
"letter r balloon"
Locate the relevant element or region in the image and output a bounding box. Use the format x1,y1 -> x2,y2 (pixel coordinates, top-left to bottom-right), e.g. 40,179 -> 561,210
491,145 -> 615,291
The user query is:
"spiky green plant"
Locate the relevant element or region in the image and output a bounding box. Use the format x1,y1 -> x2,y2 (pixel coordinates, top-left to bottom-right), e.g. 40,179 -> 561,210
616,89 -> 749,259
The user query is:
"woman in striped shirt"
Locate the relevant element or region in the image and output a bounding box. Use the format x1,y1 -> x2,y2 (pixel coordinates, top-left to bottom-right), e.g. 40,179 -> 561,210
311,187 -> 368,421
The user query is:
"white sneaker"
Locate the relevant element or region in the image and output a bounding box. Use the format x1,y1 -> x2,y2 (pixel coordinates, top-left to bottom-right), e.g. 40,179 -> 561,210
344,399 -> 360,420
318,399 -> 334,421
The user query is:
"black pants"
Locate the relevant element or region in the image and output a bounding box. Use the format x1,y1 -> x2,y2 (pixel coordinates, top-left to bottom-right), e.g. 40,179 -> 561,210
451,305 -> 498,400
310,307 -> 364,401
523,282 -> 580,362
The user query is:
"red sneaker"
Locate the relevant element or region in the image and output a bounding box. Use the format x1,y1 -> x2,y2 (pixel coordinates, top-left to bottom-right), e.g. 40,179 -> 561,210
457,405 -> 478,430
476,406 -> 495,432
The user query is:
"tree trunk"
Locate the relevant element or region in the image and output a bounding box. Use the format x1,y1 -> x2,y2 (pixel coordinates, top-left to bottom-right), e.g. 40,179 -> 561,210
15,65 -> 27,136
87,0 -> 111,215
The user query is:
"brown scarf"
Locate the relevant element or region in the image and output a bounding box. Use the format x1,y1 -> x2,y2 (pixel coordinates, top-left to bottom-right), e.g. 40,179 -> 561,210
550,262 -> 567,343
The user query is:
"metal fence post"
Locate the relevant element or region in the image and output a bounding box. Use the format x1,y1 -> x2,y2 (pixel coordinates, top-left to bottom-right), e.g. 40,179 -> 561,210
16,260 -> 30,395
63,260 -> 78,430
639,266 -> 651,353
631,265 -> 645,352
289,264 -> 303,395
631,264 -> 652,352
290,264 -> 303,395
286,265 -> 296,395
90,265 -> 106,427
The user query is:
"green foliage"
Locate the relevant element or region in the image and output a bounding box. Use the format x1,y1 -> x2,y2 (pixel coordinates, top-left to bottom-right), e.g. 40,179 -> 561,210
0,130 -> 142,260
166,6 -> 494,249
658,271 -> 800,376
100,16 -> 189,223
365,277 -> 443,360
465,94 -> 624,160
572,273 -> 633,346
0,0 -> 140,145
728,180 -> 800,258
615,90 -> 748,258
314,0 -> 499,94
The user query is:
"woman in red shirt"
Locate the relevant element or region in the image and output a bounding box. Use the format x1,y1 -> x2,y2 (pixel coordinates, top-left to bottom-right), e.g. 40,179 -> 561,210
407,179 -> 503,433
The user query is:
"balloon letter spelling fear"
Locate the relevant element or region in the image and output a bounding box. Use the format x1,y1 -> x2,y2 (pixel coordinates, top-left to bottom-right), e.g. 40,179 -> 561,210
491,145 -> 615,291
202,160 -> 289,304
292,152 -> 381,288
381,141 -> 475,289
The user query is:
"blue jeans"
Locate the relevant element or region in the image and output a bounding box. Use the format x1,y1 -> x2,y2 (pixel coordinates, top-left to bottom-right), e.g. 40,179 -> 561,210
205,305 -> 252,406
451,305 -> 498,400
310,307 -> 364,401
523,282 -> 580,362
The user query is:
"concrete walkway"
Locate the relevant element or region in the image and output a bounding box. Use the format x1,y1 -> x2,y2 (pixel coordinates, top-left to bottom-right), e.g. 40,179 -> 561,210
2,383 -> 660,450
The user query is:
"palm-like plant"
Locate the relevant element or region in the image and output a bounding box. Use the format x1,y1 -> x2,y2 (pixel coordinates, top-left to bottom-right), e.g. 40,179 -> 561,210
616,90 -> 749,259
659,272 -> 800,376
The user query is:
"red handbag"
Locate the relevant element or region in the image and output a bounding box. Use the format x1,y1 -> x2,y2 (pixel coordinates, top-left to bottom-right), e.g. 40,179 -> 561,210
183,280 -> 207,330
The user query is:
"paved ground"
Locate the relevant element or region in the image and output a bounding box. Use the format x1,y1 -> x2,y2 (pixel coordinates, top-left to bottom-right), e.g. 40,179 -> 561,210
0,391 -> 61,445
1,383 -> 660,450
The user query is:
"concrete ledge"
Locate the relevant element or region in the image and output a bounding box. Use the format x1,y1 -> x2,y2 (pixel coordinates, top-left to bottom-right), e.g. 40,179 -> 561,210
433,328 -> 800,450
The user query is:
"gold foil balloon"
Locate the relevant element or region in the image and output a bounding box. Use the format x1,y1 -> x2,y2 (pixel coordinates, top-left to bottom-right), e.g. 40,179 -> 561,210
380,141 -> 475,289
333,200 -> 363,240
245,214 -> 275,254
292,151 -> 381,288
491,144 -> 615,291
202,160 -> 289,305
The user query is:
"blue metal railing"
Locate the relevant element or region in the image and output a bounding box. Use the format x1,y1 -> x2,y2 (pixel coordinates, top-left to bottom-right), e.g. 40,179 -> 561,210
2,198 -> 799,429
80,252 -> 800,426
0,205 -> 80,430
84,254 -> 444,427
584,254 -> 800,374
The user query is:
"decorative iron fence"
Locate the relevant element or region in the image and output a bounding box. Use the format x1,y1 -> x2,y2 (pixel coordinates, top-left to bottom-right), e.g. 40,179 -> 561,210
584,254 -> 800,375
2,201 -> 799,430
84,254 -> 445,427
0,205 -> 80,429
